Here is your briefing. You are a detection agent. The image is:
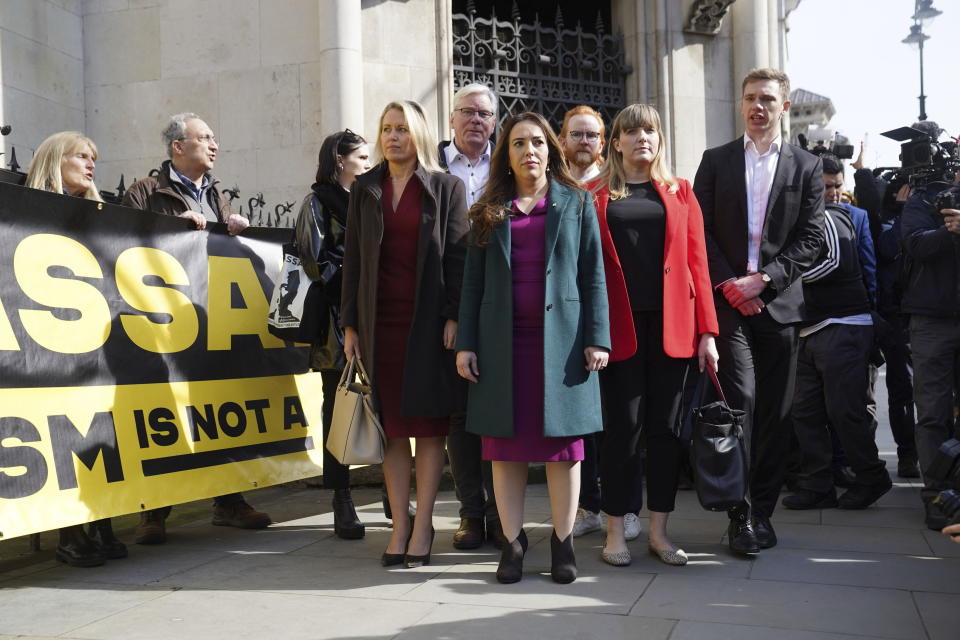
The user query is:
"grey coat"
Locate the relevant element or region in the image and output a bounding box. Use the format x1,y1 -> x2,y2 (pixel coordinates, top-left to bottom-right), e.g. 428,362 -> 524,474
340,163 -> 469,417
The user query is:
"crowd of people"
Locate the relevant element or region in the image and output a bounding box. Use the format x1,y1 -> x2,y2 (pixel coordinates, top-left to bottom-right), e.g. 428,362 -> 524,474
23,65 -> 960,580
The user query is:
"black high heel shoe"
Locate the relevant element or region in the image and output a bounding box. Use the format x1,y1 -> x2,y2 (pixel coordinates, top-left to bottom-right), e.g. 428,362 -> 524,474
550,530 -> 577,584
381,517 -> 414,567
333,489 -> 365,540
403,527 -> 435,568
496,529 -> 528,584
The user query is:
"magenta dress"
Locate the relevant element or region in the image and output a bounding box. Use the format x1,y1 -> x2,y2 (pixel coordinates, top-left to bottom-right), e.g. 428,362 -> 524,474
481,195 -> 584,462
375,177 -> 448,438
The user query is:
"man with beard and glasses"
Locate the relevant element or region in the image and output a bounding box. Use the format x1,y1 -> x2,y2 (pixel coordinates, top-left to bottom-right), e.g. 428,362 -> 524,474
560,106 -> 605,183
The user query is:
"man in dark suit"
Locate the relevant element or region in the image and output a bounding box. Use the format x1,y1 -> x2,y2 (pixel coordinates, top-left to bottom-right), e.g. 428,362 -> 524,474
693,68 -> 825,555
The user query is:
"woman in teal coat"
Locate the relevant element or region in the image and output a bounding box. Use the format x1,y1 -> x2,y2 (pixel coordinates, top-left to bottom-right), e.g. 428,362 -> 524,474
456,112 -> 610,584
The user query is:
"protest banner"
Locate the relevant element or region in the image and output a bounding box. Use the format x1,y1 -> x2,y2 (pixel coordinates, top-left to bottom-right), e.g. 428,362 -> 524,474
0,182 -> 324,540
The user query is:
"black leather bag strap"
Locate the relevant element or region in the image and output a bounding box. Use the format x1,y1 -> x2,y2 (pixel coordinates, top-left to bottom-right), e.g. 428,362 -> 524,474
680,371 -> 709,443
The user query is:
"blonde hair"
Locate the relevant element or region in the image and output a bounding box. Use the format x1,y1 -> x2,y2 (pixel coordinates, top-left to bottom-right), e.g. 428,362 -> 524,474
373,100 -> 441,173
599,104 -> 677,200
26,131 -> 103,202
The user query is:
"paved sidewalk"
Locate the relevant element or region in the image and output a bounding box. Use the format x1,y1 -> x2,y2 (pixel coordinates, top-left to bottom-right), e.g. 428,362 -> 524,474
1,401 -> 957,638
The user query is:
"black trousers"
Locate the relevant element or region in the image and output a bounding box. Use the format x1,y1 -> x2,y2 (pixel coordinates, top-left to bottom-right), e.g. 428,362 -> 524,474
579,432 -> 601,513
599,312 -> 688,515
910,315 -> 960,501
320,369 -> 351,489
792,324 -> 889,493
714,297 -> 799,520
877,310 -> 918,462
446,413 -> 498,521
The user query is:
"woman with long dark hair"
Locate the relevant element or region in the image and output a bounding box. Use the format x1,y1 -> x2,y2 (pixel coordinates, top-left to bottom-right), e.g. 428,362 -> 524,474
589,104 -> 719,567
341,101 -> 469,568
456,112 -> 610,584
294,129 -> 371,539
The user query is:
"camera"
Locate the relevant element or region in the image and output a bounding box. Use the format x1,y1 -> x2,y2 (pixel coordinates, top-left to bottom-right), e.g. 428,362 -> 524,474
933,186 -> 960,213
797,127 -> 854,159
875,125 -> 960,187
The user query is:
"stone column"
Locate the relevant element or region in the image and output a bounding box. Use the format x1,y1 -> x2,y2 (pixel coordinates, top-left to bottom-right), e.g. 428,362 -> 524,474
434,0 -> 453,136
318,0 -> 364,133
731,0 -> 771,135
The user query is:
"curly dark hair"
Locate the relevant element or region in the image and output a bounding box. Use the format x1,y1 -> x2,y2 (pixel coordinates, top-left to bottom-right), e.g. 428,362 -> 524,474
469,112 -> 577,246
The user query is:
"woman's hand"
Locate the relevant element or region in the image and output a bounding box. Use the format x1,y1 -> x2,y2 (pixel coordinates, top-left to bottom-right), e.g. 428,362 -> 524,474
456,350 -> 479,382
584,346 -> 609,372
443,319 -> 458,350
697,333 -> 719,373
343,326 -> 360,362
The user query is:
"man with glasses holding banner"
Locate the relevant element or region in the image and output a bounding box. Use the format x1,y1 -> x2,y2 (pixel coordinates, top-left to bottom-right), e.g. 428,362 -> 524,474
123,112 -> 268,545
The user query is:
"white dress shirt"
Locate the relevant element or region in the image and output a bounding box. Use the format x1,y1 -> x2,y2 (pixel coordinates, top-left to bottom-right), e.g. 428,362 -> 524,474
445,140 -> 492,208
743,135 -> 782,273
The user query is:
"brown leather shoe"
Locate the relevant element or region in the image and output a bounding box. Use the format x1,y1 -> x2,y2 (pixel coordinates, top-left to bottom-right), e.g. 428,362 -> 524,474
212,501 -> 272,529
452,517 -> 484,549
134,509 -> 167,545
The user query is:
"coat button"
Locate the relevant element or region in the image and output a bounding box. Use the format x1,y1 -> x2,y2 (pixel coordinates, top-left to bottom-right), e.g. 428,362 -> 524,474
546,304 -> 553,311
546,269 -> 552,275
665,266 -> 671,274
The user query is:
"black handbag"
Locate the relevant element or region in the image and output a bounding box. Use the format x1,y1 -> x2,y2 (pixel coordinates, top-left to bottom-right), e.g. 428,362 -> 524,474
681,366 -> 748,511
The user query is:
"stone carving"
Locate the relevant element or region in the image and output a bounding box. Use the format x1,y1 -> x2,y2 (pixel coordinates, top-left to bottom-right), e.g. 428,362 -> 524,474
685,0 -> 738,36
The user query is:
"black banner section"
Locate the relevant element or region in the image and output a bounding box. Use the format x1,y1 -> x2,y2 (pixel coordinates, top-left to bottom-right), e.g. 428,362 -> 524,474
0,182 -> 308,388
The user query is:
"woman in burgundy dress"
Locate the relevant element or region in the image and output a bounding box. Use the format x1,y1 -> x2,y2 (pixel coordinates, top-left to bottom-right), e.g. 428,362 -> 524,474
456,113 -> 610,584
341,101 -> 468,568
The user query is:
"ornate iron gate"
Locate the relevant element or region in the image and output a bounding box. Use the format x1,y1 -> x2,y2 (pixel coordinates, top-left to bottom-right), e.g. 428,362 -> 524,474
452,2 -> 628,130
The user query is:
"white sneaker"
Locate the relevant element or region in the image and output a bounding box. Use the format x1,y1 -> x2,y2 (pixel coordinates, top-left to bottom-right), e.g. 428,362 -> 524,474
571,508 -> 602,537
624,512 -> 641,541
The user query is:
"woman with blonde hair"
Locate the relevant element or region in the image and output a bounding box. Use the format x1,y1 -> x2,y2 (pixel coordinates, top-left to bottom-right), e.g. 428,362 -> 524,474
26,131 -> 126,567
588,104 -> 719,566
341,100 -> 469,568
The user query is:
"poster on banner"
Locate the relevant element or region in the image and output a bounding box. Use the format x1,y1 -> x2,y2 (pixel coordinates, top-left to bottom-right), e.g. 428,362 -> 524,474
0,182 -> 325,540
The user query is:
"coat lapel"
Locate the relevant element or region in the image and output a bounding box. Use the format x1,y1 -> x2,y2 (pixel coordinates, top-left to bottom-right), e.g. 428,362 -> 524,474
652,180 -> 682,253
730,138 -> 748,237
493,204 -> 511,268
764,141 -> 792,222
546,180 -> 573,267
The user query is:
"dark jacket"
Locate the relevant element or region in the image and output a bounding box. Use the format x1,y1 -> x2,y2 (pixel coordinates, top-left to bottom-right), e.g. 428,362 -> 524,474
122,160 -> 233,221
295,182 -> 348,371
340,162 -> 469,417
693,138 -> 825,324
455,180 -> 610,438
900,183 -> 960,317
802,205 -> 871,325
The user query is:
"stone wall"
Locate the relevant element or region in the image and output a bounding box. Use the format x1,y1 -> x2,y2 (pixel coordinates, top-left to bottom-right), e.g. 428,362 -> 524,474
0,0 -> 85,166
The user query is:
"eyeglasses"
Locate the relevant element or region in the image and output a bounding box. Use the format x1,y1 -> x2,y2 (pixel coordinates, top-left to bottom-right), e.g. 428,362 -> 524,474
568,131 -> 601,141
454,107 -> 495,121
180,134 -> 218,145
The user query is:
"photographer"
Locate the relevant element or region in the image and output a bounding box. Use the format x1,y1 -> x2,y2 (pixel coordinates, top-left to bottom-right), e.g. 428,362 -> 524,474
900,169 -> 960,530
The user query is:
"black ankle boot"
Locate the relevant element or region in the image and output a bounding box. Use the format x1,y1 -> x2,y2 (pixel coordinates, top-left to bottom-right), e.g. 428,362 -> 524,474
550,530 -> 577,584
496,529 -> 528,584
333,489 -> 365,540
56,525 -> 106,567
88,518 -> 127,559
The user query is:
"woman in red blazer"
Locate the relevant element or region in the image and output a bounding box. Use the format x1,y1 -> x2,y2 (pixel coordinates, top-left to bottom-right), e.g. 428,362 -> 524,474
588,104 -> 719,567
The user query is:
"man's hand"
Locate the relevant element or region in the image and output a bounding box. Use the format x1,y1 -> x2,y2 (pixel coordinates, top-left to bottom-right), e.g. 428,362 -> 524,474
178,210 -> 206,230
735,297 -> 765,316
942,523 -> 960,544
456,350 -> 479,383
226,213 -> 249,236
442,319 -> 458,349
721,273 -> 767,308
940,208 -> 960,234
584,346 -> 609,372
852,141 -> 865,171
896,184 -> 912,203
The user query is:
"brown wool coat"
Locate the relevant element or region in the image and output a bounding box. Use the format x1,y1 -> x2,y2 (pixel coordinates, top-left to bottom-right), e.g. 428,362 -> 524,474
122,160 -> 234,222
340,163 -> 469,418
